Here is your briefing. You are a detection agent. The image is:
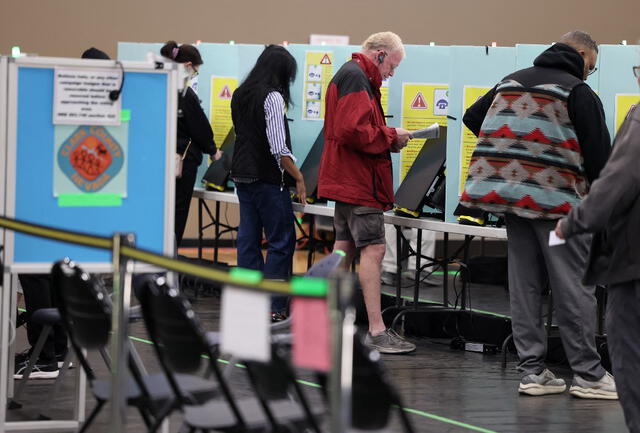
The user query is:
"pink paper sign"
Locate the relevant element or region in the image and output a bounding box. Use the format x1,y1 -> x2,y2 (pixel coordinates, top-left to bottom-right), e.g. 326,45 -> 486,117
291,297 -> 331,372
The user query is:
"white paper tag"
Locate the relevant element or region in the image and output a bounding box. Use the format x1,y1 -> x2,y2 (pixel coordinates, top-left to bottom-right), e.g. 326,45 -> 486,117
220,286 -> 271,362
549,231 -> 566,247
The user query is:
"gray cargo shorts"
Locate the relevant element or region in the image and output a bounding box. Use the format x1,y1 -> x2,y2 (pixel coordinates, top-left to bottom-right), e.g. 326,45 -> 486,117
333,201 -> 385,249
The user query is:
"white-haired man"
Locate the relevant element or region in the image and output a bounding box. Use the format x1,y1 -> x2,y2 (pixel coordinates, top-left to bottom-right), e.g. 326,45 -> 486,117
319,31 -> 415,353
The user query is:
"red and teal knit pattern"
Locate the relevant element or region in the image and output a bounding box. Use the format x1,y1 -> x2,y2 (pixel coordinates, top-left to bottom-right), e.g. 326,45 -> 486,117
460,80 -> 587,220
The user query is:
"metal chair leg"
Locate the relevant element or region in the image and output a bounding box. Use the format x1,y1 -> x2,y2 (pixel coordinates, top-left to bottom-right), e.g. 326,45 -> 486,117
12,325 -> 52,403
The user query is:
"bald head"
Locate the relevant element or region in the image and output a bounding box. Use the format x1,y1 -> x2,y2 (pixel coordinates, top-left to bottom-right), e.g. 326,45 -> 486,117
560,30 -> 598,53
559,30 -> 598,80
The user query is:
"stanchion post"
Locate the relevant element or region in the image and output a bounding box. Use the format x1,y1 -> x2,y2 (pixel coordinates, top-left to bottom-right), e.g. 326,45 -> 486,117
109,233 -> 135,433
328,272 -> 356,433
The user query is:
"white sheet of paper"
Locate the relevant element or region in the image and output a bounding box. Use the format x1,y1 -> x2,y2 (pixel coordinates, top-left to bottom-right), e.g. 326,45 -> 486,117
220,286 -> 271,362
410,123 -> 440,139
549,231 -> 566,246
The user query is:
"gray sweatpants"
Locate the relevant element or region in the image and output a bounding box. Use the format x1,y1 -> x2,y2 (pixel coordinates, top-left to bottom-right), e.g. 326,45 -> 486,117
607,281 -> 640,433
505,214 -> 605,381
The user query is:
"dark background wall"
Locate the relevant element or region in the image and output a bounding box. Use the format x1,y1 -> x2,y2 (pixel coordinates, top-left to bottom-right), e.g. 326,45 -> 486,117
1,0 -> 638,58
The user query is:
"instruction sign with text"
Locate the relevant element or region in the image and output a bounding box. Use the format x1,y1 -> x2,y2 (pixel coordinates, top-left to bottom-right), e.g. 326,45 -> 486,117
400,83 -> 449,181
53,67 -> 122,125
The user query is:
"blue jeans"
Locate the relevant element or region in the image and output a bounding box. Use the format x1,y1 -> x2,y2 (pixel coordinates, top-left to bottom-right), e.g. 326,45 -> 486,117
236,181 -> 295,313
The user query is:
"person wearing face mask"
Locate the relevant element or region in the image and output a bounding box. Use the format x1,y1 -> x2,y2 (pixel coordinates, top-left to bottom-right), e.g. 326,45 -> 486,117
555,64 -> 640,432
160,41 -> 222,247
460,30 -> 614,399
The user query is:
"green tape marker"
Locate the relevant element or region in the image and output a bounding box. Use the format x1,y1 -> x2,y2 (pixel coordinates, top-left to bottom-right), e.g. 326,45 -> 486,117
334,249 -> 346,257
58,194 -> 122,207
229,267 -> 262,285
291,276 -> 327,297
121,109 -> 131,122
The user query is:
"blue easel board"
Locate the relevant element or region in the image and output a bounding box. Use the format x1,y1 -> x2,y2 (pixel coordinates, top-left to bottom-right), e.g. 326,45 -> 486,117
9,61 -> 173,265
445,46 -> 516,222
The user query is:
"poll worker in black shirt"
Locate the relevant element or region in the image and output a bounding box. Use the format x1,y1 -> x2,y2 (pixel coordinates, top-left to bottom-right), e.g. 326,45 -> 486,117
161,41 -> 222,246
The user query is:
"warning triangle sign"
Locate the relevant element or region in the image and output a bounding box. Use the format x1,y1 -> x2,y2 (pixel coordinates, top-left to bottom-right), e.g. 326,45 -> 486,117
219,85 -> 233,99
411,92 -> 428,109
320,54 -> 332,65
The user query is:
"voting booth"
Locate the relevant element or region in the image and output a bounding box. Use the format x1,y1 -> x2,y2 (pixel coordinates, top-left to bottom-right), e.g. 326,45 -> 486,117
0,55 -> 179,431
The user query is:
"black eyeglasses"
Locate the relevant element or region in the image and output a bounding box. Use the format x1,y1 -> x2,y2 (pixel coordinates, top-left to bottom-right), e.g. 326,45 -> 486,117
633,66 -> 640,78
588,67 -> 598,77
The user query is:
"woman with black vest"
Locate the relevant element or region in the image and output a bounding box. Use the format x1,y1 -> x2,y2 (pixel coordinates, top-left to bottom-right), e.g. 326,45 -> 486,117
230,45 -> 305,321
160,41 -> 222,247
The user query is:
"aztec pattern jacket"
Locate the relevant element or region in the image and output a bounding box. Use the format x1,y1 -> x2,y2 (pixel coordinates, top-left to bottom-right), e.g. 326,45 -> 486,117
460,43 -> 610,219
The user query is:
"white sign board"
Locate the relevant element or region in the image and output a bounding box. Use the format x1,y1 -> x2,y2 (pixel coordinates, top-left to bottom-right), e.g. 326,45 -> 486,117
53,67 -> 122,125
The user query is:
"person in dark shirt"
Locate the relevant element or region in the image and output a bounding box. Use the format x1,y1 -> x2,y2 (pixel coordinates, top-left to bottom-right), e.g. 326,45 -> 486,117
460,31 -> 615,399
160,41 -> 221,246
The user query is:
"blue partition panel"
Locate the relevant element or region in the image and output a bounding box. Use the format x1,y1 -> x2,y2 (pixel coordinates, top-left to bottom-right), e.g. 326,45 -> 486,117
596,45 -> 640,138
446,46 -> 516,222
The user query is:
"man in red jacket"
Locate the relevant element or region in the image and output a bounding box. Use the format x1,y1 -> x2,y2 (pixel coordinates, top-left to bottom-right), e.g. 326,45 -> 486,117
318,31 -> 414,353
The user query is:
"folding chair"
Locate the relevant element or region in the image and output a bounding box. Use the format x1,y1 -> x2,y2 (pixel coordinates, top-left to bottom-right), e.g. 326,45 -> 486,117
316,334 -> 416,433
139,275 -> 323,433
52,258 -> 219,433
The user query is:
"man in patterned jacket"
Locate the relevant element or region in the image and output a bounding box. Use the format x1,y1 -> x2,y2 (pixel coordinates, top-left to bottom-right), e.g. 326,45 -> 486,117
460,31 -> 616,398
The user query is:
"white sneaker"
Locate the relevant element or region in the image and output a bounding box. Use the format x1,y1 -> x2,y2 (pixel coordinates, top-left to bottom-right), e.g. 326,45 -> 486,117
570,372 -> 618,400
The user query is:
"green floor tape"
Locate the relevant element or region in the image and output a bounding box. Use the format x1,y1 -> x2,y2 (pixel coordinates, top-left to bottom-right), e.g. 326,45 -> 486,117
381,290 -> 511,319
128,335 -> 497,432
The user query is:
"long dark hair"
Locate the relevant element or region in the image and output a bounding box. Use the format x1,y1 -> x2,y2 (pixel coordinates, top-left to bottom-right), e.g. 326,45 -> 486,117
160,41 -> 203,66
233,45 -> 297,122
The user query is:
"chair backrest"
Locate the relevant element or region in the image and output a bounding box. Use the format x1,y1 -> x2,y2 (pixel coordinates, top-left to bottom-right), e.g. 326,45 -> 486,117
139,275 -> 246,425
351,335 -> 415,433
51,258 -> 111,350
139,276 -> 206,374
305,251 -> 344,278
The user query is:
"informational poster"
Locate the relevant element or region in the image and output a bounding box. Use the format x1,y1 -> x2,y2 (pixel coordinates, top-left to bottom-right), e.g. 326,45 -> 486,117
380,78 -> 389,114
53,120 -> 129,205
615,94 -> 640,133
459,86 -> 492,195
400,83 -> 449,181
53,67 -> 122,125
209,77 -> 238,145
302,51 -> 333,120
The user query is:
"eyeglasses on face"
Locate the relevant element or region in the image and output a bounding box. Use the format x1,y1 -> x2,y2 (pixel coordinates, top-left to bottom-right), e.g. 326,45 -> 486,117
588,67 -> 598,76
633,66 -> 640,78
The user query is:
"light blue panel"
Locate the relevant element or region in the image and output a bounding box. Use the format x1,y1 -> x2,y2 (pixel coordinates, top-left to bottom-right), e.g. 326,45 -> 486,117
516,43 -> 600,92
285,44 -> 359,163
117,42 -> 163,62
387,45 -> 451,192
14,67 -> 169,263
446,46 -> 516,222
595,45 -> 640,138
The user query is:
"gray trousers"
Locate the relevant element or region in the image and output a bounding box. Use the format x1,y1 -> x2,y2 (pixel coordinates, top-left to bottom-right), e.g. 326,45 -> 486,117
506,214 -> 605,381
607,281 -> 640,433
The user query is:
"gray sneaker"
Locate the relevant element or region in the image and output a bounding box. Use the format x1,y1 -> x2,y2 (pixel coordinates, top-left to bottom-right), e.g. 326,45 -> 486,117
365,329 -> 416,354
518,369 -> 566,396
569,371 -> 618,400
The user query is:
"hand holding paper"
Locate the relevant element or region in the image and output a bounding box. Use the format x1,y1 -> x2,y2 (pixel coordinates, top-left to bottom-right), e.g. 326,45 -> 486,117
410,123 -> 440,140
549,230 -> 566,247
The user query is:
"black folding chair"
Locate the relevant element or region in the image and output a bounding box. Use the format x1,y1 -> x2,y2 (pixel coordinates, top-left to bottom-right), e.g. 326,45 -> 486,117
51,258 -> 218,433
316,334 -> 416,433
139,274 -> 324,432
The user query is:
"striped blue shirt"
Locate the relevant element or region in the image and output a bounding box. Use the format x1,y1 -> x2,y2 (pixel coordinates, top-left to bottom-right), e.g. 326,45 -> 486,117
264,91 -> 296,169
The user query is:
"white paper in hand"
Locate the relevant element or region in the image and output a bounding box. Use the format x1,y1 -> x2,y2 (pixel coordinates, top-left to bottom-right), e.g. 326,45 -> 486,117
220,286 -> 271,362
549,231 -> 566,247
410,123 -> 440,139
